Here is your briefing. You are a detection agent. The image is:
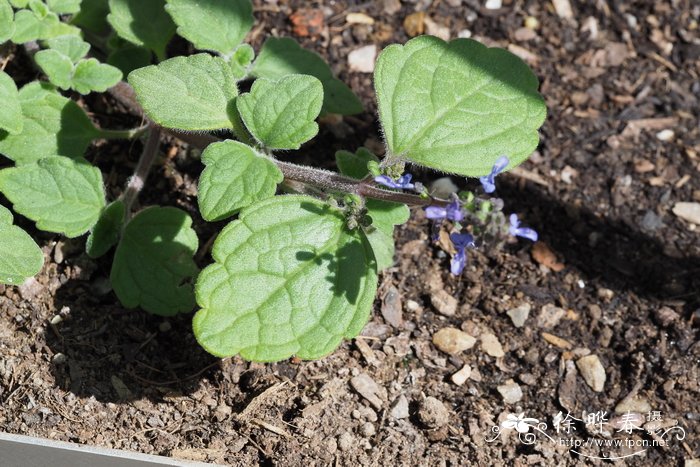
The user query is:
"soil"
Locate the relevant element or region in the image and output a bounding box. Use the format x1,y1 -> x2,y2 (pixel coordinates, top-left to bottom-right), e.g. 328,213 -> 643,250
1,0 -> 699,466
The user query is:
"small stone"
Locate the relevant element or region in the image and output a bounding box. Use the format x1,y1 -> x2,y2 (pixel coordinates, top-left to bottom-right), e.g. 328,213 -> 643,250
576,355 -> 606,392
497,380 -> 523,404
360,422 -> 375,437
346,12 -> 374,25
615,397 -> 651,414
685,460 -> 700,467
405,300 -> 420,312
537,304 -> 566,329
542,332 -> 573,349
417,397 -> 449,429
432,327 -> 476,355
524,16 -> 539,29
506,304 -> 531,328
403,12 -> 425,37
431,289 -> 457,316
159,321 -> 172,333
389,395 -> 409,419
480,333 -> 505,357
450,364 -> 471,386
381,286 -> 403,328
484,0 -> 502,9
18,277 -> 42,301
52,353 -> 66,365
597,288 -> 615,300
656,129 -> 675,141
338,432 -> 354,452
382,0 -> 401,15
654,306 -> 680,327
348,45 -> 377,73
673,202 -> 700,225
641,210 -> 663,231
350,373 -> 385,410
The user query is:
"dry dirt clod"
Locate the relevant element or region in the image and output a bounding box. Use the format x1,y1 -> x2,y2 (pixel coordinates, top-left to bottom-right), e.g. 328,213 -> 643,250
576,355 -> 606,392
350,373 -> 385,410
615,397 -> 651,414
506,303 -> 530,328
403,12 -> 425,37
432,327 -> 476,354
431,289 -> 458,316
417,397 -> 449,429
497,380 -> 523,404
337,432 -> 354,452
480,333 -> 505,357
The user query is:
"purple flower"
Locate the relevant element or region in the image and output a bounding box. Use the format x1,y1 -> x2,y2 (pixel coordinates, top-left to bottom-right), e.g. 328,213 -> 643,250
509,214 -> 538,242
479,156 -> 509,193
425,199 -> 464,222
450,232 -> 475,275
375,174 -> 415,190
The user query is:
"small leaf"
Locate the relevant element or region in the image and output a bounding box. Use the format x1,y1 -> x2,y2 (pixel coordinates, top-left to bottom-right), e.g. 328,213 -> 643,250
0,84 -> 99,164
0,205 -> 44,286
335,148 -> 409,270
72,0 -> 110,34
47,0 -> 82,14
229,43 -> 254,79
0,71 -> 23,135
107,0 -> 175,60
72,58 -> 123,94
374,36 -> 546,176
0,156 -> 105,237
46,35 -> 91,62
251,37 -> 363,115
110,206 -> 199,316
237,75 -> 323,150
193,195 -> 378,361
129,53 -> 238,131
35,49 -> 74,89
86,199 -> 125,258
12,9 -> 79,43
9,0 -> 28,7
0,0 -> 14,43
198,140 -> 282,222
107,43 -> 152,75
165,0 -> 253,55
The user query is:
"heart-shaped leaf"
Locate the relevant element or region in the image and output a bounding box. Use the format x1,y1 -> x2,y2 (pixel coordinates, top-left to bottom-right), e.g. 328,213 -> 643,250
0,205 -> 44,286
47,0 -> 81,14
0,156 -> 105,237
110,206 -> 199,316
35,49 -> 74,88
165,0 -> 253,55
86,199 -> 125,258
193,195 -> 378,361
46,35 -> 91,62
251,37 -> 362,115
0,83 -> 99,164
72,58 -> 123,94
374,36 -> 546,176
237,75 -> 323,150
107,0 -> 175,60
129,53 -> 238,131
0,71 -> 23,135
198,140 -> 282,222
11,8 -> 79,43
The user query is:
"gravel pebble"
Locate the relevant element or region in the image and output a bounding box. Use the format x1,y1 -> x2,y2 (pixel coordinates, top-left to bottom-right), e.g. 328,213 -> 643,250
338,432 -> 354,451
576,355 -> 606,392
348,45 -> 377,73
480,333 -> 505,357
431,289 -> 458,316
350,373 -> 385,409
615,397 -> 651,414
506,303 -> 531,328
537,304 -> 566,329
389,395 -> 409,419
450,364 -> 471,386
432,327 -> 476,354
497,380 -> 523,404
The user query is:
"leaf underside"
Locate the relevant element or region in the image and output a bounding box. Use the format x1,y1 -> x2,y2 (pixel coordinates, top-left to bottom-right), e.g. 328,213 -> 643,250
193,195 -> 378,362
0,205 -> 44,285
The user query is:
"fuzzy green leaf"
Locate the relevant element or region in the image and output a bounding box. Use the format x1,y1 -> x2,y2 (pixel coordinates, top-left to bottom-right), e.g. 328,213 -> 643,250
0,0 -> 14,43
8,0 -> 27,8
129,53 -> 238,131
110,206 -> 199,316
0,205 -> 44,286
193,195 -> 377,361
47,0 -> 82,14
375,36 -> 546,176
0,156 -> 105,237
107,43 -> 152,75
229,43 -> 254,79
107,0 -> 175,60
198,140 -> 282,222
35,49 -> 74,88
72,58 -> 123,94
11,9 -> 79,43
86,199 -> 124,258
335,148 -> 409,270
0,71 -> 23,135
0,84 -> 99,163
237,75 -> 323,150
72,0 -> 110,34
46,35 -> 91,62
164,0 -> 252,55
251,37 -> 362,115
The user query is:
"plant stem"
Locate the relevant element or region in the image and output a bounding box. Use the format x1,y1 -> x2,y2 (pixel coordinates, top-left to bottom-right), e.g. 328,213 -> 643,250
108,82 -> 450,208
120,125 -> 162,215
98,126 -> 148,140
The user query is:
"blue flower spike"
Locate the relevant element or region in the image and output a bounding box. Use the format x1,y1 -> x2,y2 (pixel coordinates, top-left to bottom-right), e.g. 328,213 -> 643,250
375,173 -> 415,190
450,232 -> 475,275
509,214 -> 538,242
479,155 -> 509,193
425,198 -> 464,222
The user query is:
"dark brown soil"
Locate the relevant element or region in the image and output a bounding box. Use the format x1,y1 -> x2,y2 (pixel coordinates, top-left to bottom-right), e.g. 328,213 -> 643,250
1,0 -> 699,465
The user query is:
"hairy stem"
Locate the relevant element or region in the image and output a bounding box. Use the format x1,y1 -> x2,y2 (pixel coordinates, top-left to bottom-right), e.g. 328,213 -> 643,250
108,82 -> 450,208
120,125 -> 162,215
98,125 -> 148,140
